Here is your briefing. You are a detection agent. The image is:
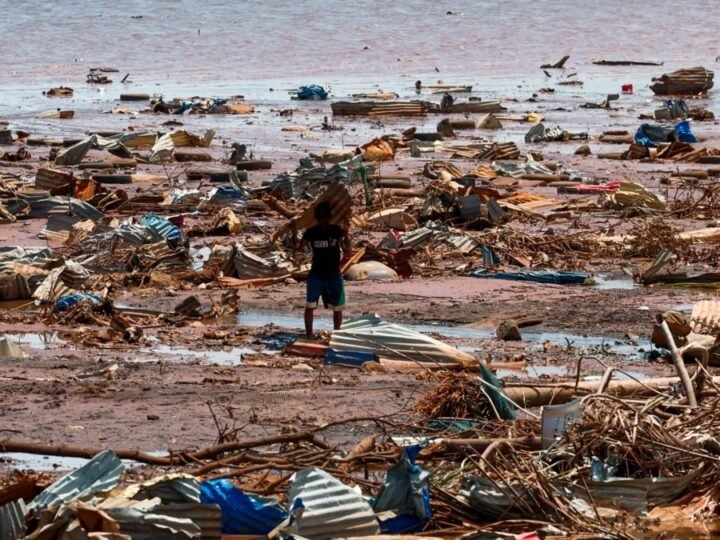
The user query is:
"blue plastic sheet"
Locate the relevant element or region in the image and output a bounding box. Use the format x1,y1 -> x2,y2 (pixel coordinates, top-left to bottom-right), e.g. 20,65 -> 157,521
634,123 -> 675,147
200,479 -> 287,535
54,293 -> 103,311
296,85 -> 328,100
635,121 -> 695,147
468,268 -> 588,285
674,120 -> 697,143
373,446 -> 431,533
174,98 -> 227,115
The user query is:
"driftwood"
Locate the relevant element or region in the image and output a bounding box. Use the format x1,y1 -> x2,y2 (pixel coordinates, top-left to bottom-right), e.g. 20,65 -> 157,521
501,375 -> 720,409
657,317 -> 697,406
541,55 -> 569,69
0,416 -> 394,466
435,435 -> 541,453
593,59 -> 663,66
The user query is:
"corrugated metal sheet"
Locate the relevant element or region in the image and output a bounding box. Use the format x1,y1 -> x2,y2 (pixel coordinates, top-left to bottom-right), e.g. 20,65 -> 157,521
23,195 -> 104,221
60,261 -> 91,289
233,244 -> 293,279
35,167 -> 75,190
0,499 -> 27,540
266,157 -> 367,201
28,450 -> 125,514
42,213 -> 81,243
155,504 -> 221,540
445,235 -> 479,254
329,314 -> 474,365
575,467 -> 702,513
400,228 -> 436,248
123,474 -> 201,505
331,101 -> 427,116
55,134 -> 133,166
139,214 -> 183,243
691,300 -> 720,336
117,131 -> 158,148
287,468 -> 380,540
104,507 -> 201,540
149,133 -> 174,162
170,129 -> 215,148
0,273 -> 32,301
32,267 -> 72,303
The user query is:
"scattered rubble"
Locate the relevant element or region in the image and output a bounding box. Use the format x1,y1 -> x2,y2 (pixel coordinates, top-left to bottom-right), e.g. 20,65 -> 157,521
3,33 -> 720,540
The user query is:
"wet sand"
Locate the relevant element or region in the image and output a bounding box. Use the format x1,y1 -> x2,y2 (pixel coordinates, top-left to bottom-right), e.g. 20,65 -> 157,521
0,0 -> 718,493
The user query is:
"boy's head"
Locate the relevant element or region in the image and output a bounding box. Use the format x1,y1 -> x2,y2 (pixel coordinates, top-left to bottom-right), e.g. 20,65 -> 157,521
314,202 -> 332,225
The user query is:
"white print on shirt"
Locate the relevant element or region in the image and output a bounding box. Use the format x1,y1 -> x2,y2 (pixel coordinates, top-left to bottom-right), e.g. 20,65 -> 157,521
313,239 -> 337,248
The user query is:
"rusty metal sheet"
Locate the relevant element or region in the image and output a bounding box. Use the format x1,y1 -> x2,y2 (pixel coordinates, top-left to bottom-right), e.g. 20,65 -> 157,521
691,300 -> 720,336
35,167 -> 75,190
0,273 -> 32,301
170,129 -> 215,148
233,244 -> 295,279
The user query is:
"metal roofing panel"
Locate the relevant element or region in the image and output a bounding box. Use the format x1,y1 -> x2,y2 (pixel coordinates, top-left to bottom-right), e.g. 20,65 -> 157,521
0,499 -> 27,540
691,300 -> 720,336
287,468 -> 380,540
446,235 -> 479,254
0,274 -> 32,301
123,474 -> 201,505
400,228 -> 435,248
155,504 -> 221,540
105,507 -> 201,540
28,450 -> 125,514
170,129 -> 215,148
35,167 -> 74,190
330,314 -> 474,365
32,267 -> 72,303
22,195 -> 104,221
233,244 -> 293,279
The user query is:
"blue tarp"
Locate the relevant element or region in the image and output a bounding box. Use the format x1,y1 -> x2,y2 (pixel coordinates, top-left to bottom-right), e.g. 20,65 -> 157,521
635,121 -> 696,147
296,85 -> 328,100
174,98 -> 227,115
374,446 -> 431,533
214,186 -> 243,199
674,120 -> 697,143
200,479 -> 287,535
468,268 -> 589,285
54,293 -> 103,311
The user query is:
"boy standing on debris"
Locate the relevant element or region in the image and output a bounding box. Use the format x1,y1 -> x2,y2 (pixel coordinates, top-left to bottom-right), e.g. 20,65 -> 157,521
298,202 -> 351,338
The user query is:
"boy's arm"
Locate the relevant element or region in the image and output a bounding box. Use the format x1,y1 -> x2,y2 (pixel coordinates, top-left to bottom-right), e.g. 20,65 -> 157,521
341,226 -> 352,256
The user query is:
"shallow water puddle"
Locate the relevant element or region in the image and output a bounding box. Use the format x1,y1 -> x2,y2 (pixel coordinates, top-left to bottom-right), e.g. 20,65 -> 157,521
7,332 -> 68,350
592,273 -> 637,290
137,343 -> 256,366
1,451 -> 169,472
237,310 -> 650,356
496,364 -> 650,380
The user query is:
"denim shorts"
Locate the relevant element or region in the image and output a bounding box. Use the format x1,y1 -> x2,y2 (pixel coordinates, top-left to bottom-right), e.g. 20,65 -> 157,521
306,273 -> 345,311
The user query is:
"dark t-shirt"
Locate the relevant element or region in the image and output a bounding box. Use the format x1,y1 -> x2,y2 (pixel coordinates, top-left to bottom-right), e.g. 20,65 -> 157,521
303,224 -> 343,278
